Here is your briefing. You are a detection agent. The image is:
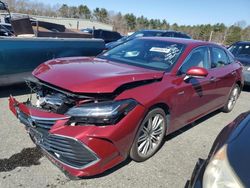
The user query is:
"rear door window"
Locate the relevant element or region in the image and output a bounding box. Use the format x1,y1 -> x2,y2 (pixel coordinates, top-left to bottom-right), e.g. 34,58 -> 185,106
211,47 -> 230,68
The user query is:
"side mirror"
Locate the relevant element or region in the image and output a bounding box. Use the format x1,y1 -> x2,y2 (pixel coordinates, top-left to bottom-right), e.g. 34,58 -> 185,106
184,67 -> 208,81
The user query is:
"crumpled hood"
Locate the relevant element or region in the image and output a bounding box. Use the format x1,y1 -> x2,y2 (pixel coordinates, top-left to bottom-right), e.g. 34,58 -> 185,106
33,57 -> 164,93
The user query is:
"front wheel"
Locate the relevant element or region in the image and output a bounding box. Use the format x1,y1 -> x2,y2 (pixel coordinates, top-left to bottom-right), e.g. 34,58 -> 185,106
222,84 -> 240,113
130,108 -> 167,162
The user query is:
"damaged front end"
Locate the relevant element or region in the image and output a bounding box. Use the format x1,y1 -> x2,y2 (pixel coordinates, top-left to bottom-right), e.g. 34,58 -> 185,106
9,95 -> 101,173
9,78 -> 104,174
9,77 -> 145,177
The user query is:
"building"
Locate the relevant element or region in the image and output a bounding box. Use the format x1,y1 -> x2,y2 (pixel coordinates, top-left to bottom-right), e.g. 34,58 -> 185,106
32,15 -> 113,31
0,13 -> 113,31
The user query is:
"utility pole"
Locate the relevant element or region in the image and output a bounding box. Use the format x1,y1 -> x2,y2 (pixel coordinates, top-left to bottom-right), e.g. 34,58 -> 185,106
209,30 -> 213,42
222,28 -> 228,44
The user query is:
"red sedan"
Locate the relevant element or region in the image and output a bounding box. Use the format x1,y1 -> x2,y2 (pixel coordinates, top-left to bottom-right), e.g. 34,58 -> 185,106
9,37 -> 243,178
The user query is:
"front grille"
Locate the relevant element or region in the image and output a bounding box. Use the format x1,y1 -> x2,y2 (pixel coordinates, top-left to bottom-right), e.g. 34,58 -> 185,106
17,110 -> 31,127
33,119 -> 56,129
17,110 -> 65,130
17,108 -> 99,169
41,134 -> 99,168
29,127 -> 99,169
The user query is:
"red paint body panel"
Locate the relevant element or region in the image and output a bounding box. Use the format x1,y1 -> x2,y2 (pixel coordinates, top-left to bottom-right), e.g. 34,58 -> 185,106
33,57 -> 164,93
9,38 -> 244,177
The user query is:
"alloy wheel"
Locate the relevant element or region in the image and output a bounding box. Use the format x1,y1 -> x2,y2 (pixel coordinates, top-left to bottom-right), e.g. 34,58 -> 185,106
227,86 -> 239,111
137,113 -> 165,157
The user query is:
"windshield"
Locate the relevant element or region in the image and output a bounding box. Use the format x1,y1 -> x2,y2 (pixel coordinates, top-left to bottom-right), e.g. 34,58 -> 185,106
229,43 -> 250,57
99,38 -> 185,71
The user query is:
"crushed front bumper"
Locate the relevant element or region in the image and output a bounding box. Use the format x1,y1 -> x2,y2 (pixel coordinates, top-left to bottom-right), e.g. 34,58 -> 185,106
9,96 -> 145,177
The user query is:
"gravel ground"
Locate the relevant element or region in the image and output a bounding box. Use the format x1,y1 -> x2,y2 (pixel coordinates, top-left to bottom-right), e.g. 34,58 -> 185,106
0,84 -> 249,188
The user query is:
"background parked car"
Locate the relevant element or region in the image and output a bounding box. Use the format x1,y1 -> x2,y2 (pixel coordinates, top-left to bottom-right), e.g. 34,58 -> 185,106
161,30 -> 191,39
80,28 -> 122,43
188,111 -> 250,188
105,29 -> 191,50
228,41 -> 250,86
0,38 -> 104,86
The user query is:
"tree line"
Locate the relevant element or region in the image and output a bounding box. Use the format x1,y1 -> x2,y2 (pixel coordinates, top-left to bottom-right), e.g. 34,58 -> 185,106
4,0 -> 250,45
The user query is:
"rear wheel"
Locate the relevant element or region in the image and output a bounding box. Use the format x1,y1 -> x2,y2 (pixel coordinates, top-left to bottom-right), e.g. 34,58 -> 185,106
130,108 -> 167,162
222,84 -> 240,113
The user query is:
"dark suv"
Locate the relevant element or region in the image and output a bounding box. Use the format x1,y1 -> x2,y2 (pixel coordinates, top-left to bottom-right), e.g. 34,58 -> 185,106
105,29 -> 191,50
81,28 -> 122,43
161,30 -> 191,39
229,41 -> 250,85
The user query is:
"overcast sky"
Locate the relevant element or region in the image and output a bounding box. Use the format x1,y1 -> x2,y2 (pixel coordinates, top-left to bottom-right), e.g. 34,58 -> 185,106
40,0 -> 250,26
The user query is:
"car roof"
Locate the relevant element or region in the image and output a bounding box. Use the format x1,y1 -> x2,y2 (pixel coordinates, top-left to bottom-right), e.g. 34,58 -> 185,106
138,29 -> 188,34
138,29 -> 167,33
163,30 -> 187,34
138,37 -> 214,47
234,41 -> 250,45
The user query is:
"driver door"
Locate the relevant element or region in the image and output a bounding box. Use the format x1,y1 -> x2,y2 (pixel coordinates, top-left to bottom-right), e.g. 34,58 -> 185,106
170,46 -> 218,131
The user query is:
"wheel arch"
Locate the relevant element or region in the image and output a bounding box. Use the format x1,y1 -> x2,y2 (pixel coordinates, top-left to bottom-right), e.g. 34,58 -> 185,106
236,80 -> 243,91
147,102 -> 171,132
148,102 -> 170,115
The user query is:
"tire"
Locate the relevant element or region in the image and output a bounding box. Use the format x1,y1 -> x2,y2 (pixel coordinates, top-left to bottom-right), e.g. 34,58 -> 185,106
130,108 -> 167,162
222,84 -> 240,113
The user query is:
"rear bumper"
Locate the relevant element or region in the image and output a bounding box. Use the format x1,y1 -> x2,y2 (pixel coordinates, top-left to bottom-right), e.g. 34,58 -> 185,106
9,96 -> 145,177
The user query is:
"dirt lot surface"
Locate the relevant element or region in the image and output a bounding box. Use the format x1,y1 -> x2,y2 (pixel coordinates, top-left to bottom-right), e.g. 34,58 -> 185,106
0,84 -> 249,188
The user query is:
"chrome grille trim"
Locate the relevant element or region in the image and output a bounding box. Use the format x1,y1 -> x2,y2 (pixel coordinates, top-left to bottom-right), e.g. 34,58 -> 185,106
39,133 -> 100,169
17,111 -> 68,129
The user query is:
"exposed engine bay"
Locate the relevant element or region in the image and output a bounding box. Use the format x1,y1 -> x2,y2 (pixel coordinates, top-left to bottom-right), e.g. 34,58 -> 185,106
25,77 -> 108,115
22,77 -> 158,126
25,76 -> 160,116
36,92 -> 74,114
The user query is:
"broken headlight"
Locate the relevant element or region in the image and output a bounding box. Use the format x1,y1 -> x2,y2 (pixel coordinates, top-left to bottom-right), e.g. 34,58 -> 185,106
66,99 -> 138,125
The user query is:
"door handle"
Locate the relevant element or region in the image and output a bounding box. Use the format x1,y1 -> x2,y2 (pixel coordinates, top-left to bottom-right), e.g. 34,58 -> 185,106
177,91 -> 185,95
209,77 -> 217,83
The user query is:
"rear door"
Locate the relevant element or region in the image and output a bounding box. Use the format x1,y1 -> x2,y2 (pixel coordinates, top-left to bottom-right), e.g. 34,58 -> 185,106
209,46 -> 237,106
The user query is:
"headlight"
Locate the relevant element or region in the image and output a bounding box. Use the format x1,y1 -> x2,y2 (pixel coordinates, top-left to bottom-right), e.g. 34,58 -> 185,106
66,99 -> 137,125
247,67 -> 250,71
203,145 -> 243,188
